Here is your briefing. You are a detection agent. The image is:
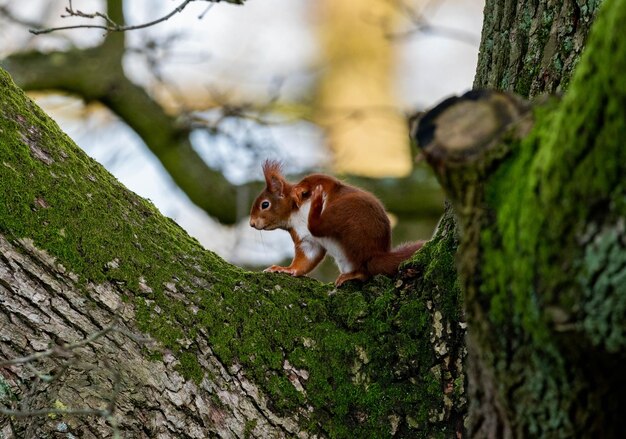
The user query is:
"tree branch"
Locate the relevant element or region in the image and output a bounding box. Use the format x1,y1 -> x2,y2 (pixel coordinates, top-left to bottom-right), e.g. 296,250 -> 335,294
1,0 -> 444,224
0,64 -> 465,436
380,0 -> 480,45
1,48 -> 444,224
29,0 -> 242,35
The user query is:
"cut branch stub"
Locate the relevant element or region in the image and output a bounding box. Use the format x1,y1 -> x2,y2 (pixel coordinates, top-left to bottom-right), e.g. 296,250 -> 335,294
412,90 -> 531,203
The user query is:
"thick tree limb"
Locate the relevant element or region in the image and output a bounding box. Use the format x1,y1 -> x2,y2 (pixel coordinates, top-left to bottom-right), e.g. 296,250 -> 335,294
0,235 -> 304,438
0,66 -> 464,437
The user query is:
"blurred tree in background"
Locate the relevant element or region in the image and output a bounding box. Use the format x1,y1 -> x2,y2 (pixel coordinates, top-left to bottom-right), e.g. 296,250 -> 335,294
0,0 -> 456,226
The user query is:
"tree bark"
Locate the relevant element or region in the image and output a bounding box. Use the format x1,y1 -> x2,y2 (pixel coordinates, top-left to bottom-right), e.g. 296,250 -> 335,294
416,0 -> 625,436
0,68 -> 465,437
474,0 -> 599,97
0,236 -> 304,438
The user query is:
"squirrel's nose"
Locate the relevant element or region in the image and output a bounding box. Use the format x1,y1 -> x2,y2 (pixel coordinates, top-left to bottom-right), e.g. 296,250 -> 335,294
250,219 -> 256,228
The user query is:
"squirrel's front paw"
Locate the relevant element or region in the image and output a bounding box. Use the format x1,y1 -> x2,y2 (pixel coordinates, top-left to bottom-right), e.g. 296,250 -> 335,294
311,185 -> 324,202
310,185 -> 326,213
264,265 -> 297,276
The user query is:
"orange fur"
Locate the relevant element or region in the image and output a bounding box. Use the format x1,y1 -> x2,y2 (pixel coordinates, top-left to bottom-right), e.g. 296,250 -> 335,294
250,161 -> 424,286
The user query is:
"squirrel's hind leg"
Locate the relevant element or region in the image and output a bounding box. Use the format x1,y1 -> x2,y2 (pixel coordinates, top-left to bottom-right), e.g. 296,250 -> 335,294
335,271 -> 368,287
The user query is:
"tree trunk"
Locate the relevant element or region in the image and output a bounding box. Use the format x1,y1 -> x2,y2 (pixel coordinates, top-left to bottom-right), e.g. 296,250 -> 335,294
0,69 -> 465,437
415,0 -> 625,436
474,0 -> 599,97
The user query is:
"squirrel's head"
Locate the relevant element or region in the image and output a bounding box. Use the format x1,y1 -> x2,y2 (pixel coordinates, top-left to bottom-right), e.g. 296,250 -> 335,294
249,160 -> 295,230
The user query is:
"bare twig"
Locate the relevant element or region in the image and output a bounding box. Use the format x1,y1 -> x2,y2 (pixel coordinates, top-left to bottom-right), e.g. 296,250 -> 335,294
29,0 -> 211,35
198,2 -> 217,19
388,22 -> 480,45
0,318 -> 119,367
382,0 -> 480,46
0,316 -> 133,436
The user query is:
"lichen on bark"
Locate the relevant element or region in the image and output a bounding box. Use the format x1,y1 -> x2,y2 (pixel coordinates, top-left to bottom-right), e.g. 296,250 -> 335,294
474,0 -> 601,97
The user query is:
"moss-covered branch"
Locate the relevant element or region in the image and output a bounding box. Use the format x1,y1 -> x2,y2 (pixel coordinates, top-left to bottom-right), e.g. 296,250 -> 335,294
0,66 -> 464,436
416,0 -> 626,435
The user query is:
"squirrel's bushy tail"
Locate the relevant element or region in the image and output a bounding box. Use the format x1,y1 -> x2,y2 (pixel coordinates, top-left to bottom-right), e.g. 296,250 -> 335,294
367,241 -> 425,276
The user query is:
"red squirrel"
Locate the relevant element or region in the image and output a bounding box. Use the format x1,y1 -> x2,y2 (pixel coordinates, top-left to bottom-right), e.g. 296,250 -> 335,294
249,160 -> 424,286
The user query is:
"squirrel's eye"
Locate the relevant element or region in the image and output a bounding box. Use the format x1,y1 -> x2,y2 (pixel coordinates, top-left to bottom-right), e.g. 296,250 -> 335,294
261,201 -> 270,209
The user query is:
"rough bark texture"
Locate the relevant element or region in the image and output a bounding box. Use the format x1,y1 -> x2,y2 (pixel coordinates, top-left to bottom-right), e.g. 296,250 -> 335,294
0,236 -> 304,438
417,0 -> 625,436
0,68 -> 465,437
474,0 -> 601,97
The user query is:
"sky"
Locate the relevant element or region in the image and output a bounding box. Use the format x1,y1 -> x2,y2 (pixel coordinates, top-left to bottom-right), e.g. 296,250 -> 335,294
0,0 -> 484,267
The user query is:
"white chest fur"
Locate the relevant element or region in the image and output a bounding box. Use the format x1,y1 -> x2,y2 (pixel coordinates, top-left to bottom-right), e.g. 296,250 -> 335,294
289,200 -> 312,243
288,199 -> 354,273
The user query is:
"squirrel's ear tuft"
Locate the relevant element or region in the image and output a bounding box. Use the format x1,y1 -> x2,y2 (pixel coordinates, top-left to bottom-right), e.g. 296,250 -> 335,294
262,160 -> 283,178
262,160 -> 285,194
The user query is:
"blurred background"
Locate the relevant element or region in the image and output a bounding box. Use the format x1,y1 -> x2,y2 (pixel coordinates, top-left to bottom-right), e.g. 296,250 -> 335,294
0,0 -> 483,280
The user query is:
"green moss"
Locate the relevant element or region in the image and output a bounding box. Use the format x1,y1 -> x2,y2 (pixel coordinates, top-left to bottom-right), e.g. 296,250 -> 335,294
475,99 -> 590,433
243,419 -> 257,439
407,209 -> 462,323
176,351 -> 205,384
0,375 -> 13,405
0,67 -> 465,437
